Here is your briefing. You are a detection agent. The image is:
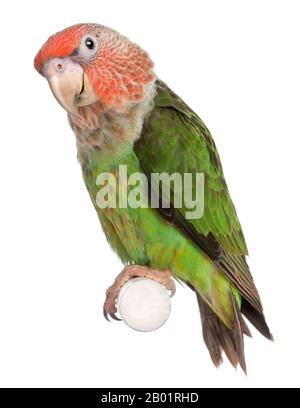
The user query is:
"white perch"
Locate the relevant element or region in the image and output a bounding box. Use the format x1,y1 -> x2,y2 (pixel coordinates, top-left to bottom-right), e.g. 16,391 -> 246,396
117,278 -> 172,332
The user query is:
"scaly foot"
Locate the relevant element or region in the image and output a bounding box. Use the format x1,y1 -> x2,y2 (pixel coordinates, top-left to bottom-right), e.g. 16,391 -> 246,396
103,265 -> 176,321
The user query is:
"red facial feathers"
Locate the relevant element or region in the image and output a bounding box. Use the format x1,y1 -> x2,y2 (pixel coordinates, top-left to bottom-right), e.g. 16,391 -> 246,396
34,24 -> 87,73
34,24 -> 155,109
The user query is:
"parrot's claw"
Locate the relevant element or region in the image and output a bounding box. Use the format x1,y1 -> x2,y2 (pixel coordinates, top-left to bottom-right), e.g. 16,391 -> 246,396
103,265 -> 176,322
103,308 -> 122,322
103,285 -> 122,322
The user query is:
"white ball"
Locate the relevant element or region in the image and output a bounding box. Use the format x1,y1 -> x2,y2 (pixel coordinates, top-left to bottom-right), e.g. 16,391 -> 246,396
117,277 -> 172,332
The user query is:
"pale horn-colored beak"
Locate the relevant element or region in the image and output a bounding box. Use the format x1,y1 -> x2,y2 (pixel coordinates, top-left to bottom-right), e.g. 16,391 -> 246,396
43,58 -> 98,117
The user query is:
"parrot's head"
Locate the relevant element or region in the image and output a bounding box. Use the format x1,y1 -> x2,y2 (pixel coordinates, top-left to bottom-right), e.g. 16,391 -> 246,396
34,24 -> 155,119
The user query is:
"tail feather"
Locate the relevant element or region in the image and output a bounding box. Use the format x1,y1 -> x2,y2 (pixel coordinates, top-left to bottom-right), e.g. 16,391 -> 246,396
197,294 -> 223,368
196,293 -> 249,373
241,299 -> 274,341
187,281 -> 272,372
230,289 -> 248,374
240,316 -> 252,338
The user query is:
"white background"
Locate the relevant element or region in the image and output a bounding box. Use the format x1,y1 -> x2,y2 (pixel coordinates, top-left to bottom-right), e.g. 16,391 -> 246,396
0,0 -> 299,388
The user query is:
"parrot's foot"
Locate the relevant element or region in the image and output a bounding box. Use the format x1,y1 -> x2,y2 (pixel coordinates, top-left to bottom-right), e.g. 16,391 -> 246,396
103,265 -> 176,321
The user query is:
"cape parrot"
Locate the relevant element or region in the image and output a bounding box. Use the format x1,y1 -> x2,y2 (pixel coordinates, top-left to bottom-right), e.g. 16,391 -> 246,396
34,23 -> 272,372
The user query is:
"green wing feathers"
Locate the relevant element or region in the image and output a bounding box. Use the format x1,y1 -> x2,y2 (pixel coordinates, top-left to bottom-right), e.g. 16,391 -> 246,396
79,79 -> 272,372
134,80 -> 272,370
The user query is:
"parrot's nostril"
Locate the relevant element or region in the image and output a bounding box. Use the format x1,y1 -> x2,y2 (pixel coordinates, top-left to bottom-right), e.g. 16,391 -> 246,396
56,63 -> 63,71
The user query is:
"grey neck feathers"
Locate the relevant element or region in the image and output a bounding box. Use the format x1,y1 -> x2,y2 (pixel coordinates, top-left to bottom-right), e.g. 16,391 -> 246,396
69,82 -> 157,154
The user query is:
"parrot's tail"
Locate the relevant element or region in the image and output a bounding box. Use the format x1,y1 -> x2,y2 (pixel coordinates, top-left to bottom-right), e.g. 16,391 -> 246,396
196,292 -> 251,374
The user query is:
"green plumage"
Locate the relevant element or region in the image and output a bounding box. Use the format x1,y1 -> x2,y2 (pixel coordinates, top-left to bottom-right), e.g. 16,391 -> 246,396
78,80 -> 272,370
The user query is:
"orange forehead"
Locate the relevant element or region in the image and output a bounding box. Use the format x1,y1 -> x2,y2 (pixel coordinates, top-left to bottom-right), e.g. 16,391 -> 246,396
34,24 -> 88,72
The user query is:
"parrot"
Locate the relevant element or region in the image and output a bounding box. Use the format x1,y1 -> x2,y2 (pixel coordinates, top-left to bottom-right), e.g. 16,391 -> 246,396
34,23 -> 272,373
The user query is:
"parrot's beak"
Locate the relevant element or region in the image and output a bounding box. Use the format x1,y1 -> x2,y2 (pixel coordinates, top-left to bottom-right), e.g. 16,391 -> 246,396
43,58 -> 98,117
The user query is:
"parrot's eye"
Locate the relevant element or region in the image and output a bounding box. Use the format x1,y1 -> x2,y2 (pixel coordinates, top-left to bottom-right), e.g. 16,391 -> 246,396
79,35 -> 99,60
85,38 -> 95,50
